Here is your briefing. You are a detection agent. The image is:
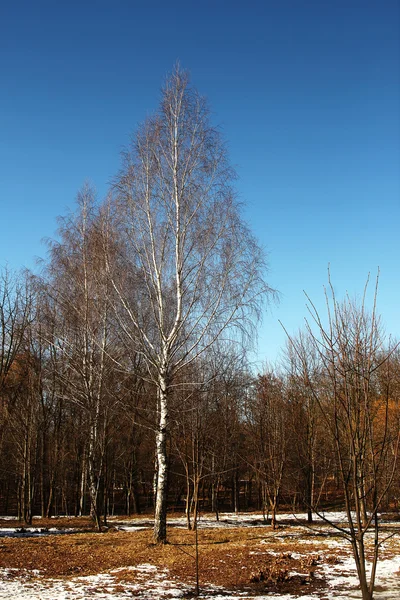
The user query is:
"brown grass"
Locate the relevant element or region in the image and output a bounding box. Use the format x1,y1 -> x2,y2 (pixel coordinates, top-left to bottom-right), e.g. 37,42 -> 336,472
0,515 -> 398,596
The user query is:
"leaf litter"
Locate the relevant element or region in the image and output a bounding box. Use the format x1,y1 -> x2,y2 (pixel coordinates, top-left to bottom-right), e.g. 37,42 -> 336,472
0,512 -> 399,599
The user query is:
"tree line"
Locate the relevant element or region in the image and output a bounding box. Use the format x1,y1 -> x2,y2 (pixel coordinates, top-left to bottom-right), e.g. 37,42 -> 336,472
1,261 -> 399,528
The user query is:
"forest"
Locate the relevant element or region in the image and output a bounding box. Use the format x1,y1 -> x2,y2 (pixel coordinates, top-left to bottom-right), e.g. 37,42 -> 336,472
1,68 -> 399,600
1,258 -> 399,529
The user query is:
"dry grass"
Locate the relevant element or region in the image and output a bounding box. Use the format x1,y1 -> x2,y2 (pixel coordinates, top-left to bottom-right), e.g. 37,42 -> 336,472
0,515 -> 398,596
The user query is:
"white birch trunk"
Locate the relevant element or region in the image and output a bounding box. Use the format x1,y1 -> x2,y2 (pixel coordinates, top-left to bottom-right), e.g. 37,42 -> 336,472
154,371 -> 169,543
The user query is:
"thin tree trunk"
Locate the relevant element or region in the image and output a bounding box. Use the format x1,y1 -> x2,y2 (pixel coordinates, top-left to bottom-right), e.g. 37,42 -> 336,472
79,451 -> 87,517
185,467 -> 192,530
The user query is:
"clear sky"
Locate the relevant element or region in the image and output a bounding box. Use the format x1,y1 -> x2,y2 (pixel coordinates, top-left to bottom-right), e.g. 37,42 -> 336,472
1,0 -> 399,366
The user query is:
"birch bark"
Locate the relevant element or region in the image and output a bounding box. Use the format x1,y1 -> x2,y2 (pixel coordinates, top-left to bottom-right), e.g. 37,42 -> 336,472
108,66 -> 272,542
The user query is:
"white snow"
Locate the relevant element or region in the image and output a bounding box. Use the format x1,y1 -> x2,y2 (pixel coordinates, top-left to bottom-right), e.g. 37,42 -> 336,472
0,557 -> 399,599
0,512 -> 399,599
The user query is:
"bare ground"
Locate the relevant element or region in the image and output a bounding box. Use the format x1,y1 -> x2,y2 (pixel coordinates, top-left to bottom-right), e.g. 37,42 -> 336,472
0,514 -> 399,597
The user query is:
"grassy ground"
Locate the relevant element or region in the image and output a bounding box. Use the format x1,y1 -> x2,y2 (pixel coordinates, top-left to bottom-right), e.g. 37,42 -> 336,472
0,514 -> 399,597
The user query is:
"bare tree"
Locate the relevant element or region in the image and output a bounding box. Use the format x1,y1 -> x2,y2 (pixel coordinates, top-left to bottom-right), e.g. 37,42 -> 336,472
246,370 -> 288,528
107,66 -> 272,542
0,269 -> 32,451
0,269 -> 31,391
286,273 -> 400,600
45,186 -> 118,530
170,350 -> 243,530
285,332 -> 331,521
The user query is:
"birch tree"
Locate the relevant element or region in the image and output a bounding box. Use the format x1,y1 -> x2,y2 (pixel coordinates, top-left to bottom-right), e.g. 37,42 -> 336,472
108,66 -> 271,543
46,186 -> 117,530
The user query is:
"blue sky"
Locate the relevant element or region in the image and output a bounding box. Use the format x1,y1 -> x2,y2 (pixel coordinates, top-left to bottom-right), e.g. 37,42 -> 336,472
1,0 -> 399,365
